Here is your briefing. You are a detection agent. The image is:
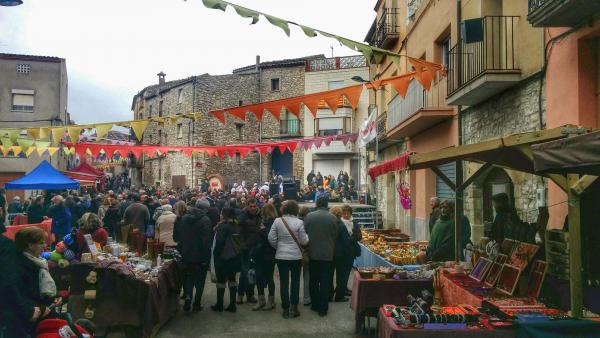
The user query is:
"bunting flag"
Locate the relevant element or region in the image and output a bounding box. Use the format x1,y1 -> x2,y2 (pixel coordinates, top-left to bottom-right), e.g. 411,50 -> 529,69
39,127 -> 49,140
10,146 -> 21,156
0,129 -> 19,143
51,127 -> 66,145
94,123 -> 113,138
67,127 -> 82,144
1,138 -> 12,150
16,138 -> 35,153
130,120 -> 150,141
61,132 -> 359,160
47,147 -> 59,156
0,146 -> 7,157
27,128 -> 41,140
200,0 -> 447,71
25,147 -> 36,157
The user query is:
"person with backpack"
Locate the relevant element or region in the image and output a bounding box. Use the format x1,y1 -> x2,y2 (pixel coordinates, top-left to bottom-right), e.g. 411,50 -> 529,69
211,207 -> 242,313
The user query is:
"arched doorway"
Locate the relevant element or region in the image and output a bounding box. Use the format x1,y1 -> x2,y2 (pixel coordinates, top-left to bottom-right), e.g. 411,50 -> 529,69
482,167 -> 514,223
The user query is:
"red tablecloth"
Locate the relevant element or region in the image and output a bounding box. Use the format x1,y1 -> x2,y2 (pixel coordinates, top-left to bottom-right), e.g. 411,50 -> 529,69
351,270 -> 432,332
3,219 -> 54,244
12,214 -> 28,225
377,308 -> 516,338
440,273 -> 483,307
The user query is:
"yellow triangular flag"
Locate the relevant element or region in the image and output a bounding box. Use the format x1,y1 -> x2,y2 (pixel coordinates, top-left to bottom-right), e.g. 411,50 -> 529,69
130,120 -> 150,141
169,116 -> 179,124
154,117 -> 166,126
25,147 -> 36,157
0,146 -> 6,156
11,146 -> 21,155
35,141 -> 51,155
51,127 -> 66,145
67,127 -> 82,143
47,147 -> 59,156
39,127 -> 49,140
1,137 -> 12,149
36,147 -> 47,156
27,128 -> 40,140
95,123 -> 113,138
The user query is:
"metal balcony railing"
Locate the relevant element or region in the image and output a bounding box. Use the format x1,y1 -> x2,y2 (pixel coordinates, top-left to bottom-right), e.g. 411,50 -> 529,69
528,0 -> 552,12
447,16 -> 520,96
368,8 -> 401,48
280,119 -> 301,135
306,55 -> 367,72
388,76 -> 448,130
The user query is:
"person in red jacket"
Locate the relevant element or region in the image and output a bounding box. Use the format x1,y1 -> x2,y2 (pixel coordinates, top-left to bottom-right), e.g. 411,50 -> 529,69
76,212 -> 109,253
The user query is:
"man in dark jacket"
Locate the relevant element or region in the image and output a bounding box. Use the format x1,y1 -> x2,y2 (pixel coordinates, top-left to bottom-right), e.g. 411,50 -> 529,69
27,196 -> 46,224
304,197 -> 338,316
428,197 -> 441,236
49,195 -> 72,244
236,199 -> 261,304
123,194 -> 150,233
176,198 -> 213,312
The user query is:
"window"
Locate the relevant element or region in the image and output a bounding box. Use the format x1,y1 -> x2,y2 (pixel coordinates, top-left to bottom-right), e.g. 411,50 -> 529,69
235,152 -> 241,164
239,100 -> 243,106
178,88 -> 183,104
17,64 -> 31,74
158,130 -> 162,144
11,90 -> 34,112
148,104 -> 153,117
316,117 -> 344,136
271,78 -> 280,91
158,100 -> 164,117
235,123 -> 244,140
440,37 -> 451,70
328,80 -> 344,90
177,123 -> 183,139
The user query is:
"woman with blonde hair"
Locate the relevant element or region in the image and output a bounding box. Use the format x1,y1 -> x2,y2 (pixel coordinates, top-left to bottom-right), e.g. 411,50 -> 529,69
76,212 -> 109,253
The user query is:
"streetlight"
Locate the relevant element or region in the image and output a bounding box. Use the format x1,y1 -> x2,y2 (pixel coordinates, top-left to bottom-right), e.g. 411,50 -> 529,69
0,0 -> 23,6
352,75 -> 380,229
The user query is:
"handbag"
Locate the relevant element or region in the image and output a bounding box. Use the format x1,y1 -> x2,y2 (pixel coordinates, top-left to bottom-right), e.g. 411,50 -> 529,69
280,217 -> 309,265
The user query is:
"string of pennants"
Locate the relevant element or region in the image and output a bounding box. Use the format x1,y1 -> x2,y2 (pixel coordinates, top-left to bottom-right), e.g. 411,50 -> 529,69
62,133 -> 359,160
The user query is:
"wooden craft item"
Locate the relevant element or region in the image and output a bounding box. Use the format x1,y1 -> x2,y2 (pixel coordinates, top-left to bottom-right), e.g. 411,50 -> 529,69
509,243 -> 539,271
469,257 -> 493,282
484,262 -> 504,288
500,239 -> 518,256
527,260 -> 547,298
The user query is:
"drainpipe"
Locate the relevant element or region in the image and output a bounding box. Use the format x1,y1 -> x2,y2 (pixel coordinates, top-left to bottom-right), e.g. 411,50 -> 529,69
191,77 -> 196,188
257,55 -> 262,183
454,0 -> 464,262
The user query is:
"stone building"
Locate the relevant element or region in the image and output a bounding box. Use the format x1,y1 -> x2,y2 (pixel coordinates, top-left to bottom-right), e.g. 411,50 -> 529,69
131,55 -> 323,189
0,53 -> 68,200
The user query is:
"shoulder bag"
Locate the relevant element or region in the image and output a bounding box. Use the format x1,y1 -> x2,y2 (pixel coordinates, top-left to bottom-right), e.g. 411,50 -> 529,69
280,217 -> 309,265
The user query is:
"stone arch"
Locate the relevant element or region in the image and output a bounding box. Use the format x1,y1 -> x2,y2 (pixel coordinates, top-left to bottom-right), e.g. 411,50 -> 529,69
481,167 -> 515,224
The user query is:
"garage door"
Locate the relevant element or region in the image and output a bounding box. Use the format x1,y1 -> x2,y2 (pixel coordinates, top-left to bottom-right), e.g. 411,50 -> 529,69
313,159 -> 344,179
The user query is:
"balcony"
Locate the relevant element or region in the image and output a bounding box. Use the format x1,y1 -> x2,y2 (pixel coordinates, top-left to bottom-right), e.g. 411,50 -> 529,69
387,78 -> 454,139
528,0 -> 600,27
280,119 -> 301,136
313,140 -> 355,154
446,16 -> 521,106
306,55 -> 367,72
313,117 -> 354,154
366,8 -> 401,49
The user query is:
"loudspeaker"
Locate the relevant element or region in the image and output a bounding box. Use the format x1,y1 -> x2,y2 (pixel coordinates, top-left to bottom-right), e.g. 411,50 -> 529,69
283,183 -> 298,201
269,183 -> 280,196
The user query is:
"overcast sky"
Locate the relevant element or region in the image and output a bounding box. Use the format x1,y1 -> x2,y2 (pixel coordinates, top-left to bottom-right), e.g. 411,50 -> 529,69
0,0 -> 375,124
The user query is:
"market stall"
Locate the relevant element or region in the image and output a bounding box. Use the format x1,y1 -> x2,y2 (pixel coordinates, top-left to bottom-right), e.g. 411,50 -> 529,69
4,160 -> 80,190
366,126 -> 600,337
3,218 -> 54,244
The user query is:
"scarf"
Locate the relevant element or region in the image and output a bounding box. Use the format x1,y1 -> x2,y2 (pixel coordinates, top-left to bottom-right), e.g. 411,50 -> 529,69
24,252 -> 57,298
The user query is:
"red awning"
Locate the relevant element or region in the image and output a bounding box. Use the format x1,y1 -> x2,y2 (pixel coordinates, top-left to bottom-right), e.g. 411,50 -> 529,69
368,153 -> 410,181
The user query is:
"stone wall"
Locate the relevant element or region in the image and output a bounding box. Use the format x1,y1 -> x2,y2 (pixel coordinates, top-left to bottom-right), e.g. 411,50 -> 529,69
134,63 -> 306,189
461,74 -> 546,243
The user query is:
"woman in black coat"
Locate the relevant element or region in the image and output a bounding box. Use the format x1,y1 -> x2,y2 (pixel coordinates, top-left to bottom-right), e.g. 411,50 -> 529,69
211,207 -> 242,313
251,204 -> 277,311
102,198 -> 121,239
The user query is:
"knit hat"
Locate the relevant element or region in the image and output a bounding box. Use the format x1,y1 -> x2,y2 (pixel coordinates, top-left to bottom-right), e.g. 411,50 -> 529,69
195,198 -> 210,209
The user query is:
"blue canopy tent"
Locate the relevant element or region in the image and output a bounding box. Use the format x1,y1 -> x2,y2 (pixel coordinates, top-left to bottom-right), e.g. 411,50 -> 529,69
5,160 -> 80,190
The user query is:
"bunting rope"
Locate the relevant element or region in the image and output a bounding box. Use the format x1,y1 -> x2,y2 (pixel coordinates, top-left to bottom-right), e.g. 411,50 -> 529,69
200,0 -> 444,70
62,133 -> 360,160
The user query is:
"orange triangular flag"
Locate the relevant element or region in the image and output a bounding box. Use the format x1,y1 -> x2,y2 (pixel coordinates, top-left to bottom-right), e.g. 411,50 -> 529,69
264,104 -> 282,120
302,96 -> 320,117
388,74 -> 413,98
415,69 -> 434,91
323,95 -> 340,114
342,85 -> 363,109
211,110 -> 226,124
284,100 -> 302,118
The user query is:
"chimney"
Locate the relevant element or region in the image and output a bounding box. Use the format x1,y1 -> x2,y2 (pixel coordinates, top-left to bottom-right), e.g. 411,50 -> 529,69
255,55 -> 260,72
157,71 -> 166,85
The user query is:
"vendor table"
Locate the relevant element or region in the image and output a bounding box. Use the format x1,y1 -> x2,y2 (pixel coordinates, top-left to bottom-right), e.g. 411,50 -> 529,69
351,270 -> 432,333
440,273 -> 483,307
377,308 -> 516,338
66,259 -> 181,337
354,242 -> 400,269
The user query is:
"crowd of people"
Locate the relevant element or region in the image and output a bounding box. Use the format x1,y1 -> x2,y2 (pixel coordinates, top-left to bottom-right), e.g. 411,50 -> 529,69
0,180 -> 363,337
299,170 -> 359,203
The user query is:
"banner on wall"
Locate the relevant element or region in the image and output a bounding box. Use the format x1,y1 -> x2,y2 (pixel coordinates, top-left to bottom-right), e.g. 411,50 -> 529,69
357,107 -> 377,148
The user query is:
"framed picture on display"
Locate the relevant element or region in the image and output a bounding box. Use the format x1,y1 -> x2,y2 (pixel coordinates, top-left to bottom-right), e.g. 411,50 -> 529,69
510,243 -> 539,270
497,264 -> 522,295
469,257 -> 493,282
527,260 -> 547,298
500,239 -> 518,256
